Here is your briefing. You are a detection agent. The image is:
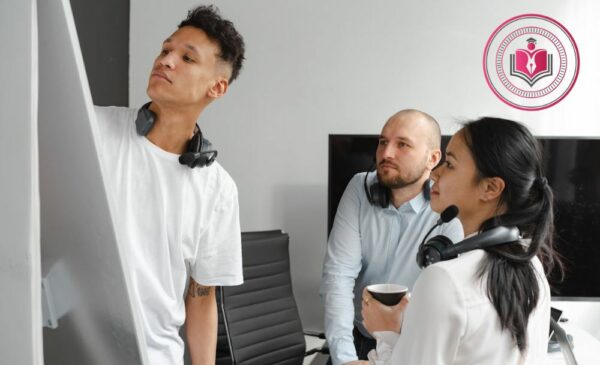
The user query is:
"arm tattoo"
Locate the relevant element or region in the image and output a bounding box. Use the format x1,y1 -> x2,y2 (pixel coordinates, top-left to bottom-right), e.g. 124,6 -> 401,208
188,280 -> 212,298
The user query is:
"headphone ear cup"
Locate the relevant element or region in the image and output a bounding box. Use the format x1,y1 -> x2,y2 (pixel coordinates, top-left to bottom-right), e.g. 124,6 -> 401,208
199,137 -> 212,153
180,151 -> 217,168
135,102 -> 155,136
368,183 -> 380,207
193,154 -> 212,168
369,182 -> 390,208
178,129 -> 218,168
187,130 -> 203,153
422,179 -> 431,201
417,235 -> 454,268
380,185 -> 390,208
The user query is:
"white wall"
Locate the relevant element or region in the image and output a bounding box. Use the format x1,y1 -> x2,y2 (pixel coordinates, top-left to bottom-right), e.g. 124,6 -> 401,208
130,0 -> 600,332
0,0 -> 42,363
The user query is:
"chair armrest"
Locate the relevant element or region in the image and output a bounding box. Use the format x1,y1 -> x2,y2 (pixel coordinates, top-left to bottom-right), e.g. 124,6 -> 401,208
304,333 -> 329,357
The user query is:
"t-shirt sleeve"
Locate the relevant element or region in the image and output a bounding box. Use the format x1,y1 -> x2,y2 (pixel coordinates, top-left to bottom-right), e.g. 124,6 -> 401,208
384,265 -> 466,364
92,105 -> 133,157
191,177 -> 243,286
93,106 -> 127,138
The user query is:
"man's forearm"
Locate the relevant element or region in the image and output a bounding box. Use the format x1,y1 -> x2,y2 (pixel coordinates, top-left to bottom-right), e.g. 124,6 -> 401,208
185,281 -> 217,365
321,275 -> 360,365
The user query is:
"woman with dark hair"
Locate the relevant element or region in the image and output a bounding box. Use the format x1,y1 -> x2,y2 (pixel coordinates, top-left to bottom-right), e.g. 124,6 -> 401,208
358,117 -> 561,365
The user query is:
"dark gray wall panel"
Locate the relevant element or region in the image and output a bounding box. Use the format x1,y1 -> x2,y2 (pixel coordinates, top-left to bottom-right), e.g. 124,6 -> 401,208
70,0 -> 129,106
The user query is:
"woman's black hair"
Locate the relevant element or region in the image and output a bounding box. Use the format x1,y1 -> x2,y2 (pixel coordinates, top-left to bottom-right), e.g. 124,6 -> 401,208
461,117 -> 562,353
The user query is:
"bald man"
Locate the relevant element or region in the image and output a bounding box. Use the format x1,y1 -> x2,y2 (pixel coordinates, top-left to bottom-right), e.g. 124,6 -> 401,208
320,110 -> 464,365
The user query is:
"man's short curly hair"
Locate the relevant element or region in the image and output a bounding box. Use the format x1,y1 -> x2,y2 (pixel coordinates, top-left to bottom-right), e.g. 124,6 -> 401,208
178,5 -> 245,83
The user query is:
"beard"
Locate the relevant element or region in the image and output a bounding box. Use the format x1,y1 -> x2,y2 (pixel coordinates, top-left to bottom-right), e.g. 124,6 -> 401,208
376,157 -> 429,189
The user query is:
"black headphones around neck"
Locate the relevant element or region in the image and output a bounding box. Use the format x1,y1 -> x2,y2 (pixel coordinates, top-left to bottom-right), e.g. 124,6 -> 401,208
363,162 -> 431,208
416,225 -> 521,268
135,102 -> 218,168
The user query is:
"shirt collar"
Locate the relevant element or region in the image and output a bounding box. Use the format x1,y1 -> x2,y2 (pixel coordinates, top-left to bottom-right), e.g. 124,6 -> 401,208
407,189 -> 427,213
389,188 -> 427,214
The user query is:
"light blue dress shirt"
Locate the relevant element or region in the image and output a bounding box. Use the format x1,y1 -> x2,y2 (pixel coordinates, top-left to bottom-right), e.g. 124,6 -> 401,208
320,172 -> 464,365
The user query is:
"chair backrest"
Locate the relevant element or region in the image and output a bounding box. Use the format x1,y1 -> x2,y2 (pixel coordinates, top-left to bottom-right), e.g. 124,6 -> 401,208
216,230 -> 306,365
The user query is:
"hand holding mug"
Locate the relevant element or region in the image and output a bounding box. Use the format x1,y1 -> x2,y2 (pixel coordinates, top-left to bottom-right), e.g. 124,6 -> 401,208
361,285 -> 410,334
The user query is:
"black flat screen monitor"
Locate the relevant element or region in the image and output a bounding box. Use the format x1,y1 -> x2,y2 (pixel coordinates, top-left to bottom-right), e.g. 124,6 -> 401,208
328,134 -> 600,299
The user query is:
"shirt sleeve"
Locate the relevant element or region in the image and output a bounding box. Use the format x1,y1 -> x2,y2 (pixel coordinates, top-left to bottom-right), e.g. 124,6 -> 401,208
92,106 -> 130,144
367,331 -> 400,364
320,174 -> 364,365
383,264 -> 466,365
191,177 -> 243,286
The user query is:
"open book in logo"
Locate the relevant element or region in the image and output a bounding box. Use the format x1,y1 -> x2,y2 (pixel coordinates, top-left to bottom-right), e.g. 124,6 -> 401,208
510,38 -> 553,87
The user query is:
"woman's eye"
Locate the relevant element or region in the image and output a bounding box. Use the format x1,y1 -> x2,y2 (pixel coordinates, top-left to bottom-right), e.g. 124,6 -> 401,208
183,55 -> 193,63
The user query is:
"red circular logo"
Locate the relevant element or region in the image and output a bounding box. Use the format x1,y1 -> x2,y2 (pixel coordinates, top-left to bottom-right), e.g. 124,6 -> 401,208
483,14 -> 579,111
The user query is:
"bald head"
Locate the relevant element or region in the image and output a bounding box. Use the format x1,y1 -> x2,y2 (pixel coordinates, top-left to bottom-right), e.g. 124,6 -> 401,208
376,109 -> 442,194
385,109 -> 441,150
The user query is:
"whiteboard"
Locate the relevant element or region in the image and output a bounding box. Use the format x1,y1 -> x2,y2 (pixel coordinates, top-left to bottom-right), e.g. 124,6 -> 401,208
38,0 -> 147,363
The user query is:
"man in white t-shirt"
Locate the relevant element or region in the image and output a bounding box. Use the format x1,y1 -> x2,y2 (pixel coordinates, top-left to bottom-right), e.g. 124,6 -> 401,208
94,5 -> 245,364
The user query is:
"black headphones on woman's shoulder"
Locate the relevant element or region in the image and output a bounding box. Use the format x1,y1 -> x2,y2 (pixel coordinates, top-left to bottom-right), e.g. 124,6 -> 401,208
135,102 -> 218,168
416,205 -> 521,268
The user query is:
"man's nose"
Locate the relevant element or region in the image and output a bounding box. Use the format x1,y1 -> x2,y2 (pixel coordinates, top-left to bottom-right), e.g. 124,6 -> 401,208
380,145 -> 394,160
159,53 -> 176,69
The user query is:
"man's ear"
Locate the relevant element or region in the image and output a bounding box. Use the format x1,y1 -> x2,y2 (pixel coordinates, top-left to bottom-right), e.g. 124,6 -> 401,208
480,176 -> 505,202
428,149 -> 442,170
207,78 -> 228,99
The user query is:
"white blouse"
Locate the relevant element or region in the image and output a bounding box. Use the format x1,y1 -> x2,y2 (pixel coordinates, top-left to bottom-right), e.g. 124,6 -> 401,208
368,249 -> 551,365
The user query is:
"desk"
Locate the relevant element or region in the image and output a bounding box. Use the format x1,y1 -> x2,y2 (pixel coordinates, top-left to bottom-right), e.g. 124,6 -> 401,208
545,323 -> 600,365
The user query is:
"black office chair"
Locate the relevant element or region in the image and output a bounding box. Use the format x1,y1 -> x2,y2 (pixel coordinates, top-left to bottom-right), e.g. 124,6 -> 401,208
216,230 -> 326,365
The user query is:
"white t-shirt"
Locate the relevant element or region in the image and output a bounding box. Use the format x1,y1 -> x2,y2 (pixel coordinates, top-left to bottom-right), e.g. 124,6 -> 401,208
369,249 -> 551,365
94,106 -> 243,364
